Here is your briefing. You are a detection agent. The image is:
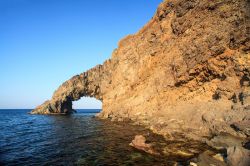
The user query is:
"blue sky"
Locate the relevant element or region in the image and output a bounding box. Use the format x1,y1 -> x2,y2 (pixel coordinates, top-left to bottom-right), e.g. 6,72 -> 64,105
0,0 -> 162,109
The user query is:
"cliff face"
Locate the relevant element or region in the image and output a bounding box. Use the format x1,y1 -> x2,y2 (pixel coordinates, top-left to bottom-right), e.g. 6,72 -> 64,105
32,0 -> 250,140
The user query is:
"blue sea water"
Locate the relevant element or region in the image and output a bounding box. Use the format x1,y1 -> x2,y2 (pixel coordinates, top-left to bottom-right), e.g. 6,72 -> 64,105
0,109 -> 178,166
0,109 -> 101,165
0,109 -> 211,166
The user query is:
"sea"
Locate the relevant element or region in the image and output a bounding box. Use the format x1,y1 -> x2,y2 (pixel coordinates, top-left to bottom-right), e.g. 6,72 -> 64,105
0,109 -> 210,166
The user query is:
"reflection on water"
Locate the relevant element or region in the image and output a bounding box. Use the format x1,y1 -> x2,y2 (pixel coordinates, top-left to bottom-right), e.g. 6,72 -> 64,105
0,109 -> 211,166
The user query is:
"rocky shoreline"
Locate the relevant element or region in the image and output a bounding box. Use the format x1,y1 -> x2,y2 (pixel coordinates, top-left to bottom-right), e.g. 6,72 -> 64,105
126,124 -> 250,165
123,120 -> 250,166
32,0 -> 250,165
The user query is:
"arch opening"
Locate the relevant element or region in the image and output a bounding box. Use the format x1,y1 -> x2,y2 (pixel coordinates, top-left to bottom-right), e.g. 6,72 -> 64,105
31,65 -> 105,114
72,96 -> 102,113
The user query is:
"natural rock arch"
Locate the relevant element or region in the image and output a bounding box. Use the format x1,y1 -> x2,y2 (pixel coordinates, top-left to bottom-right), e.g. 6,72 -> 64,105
32,62 -> 112,114
31,0 -> 250,142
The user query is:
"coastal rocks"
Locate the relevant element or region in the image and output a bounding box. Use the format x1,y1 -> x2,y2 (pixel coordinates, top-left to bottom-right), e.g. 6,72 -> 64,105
190,147 -> 250,166
227,146 -> 250,166
231,120 -> 250,137
206,133 -> 245,150
191,150 -> 227,166
199,133 -> 250,166
197,132 -> 250,166
129,135 -> 158,155
31,64 -> 108,114
33,0 -> 250,153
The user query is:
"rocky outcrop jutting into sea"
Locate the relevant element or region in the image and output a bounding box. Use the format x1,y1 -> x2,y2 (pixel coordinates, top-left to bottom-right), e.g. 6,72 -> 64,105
31,64 -> 108,114
32,0 -> 250,141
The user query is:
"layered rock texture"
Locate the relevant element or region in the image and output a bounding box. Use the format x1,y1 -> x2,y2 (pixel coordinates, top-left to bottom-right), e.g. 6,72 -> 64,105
32,0 -> 250,141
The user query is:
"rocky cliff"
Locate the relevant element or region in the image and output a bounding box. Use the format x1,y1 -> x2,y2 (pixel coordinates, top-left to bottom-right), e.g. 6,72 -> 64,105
32,0 -> 250,141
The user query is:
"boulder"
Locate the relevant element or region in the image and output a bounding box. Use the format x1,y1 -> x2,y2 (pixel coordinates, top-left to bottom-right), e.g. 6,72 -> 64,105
227,146 -> 250,166
193,150 -> 227,166
129,135 -> 158,155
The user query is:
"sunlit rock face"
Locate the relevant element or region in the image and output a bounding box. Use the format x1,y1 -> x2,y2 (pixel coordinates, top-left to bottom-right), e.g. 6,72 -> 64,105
32,0 -> 250,140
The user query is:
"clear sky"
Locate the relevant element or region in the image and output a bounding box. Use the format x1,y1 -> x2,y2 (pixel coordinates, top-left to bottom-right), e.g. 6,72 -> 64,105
0,0 -> 162,109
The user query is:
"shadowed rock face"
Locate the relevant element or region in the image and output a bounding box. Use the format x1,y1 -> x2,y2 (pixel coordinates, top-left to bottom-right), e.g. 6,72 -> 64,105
32,0 -> 250,141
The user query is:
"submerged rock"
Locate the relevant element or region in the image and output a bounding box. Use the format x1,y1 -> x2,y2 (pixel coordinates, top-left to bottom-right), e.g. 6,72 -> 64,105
129,135 -> 159,155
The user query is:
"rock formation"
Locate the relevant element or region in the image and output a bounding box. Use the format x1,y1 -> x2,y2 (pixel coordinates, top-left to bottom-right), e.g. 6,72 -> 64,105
129,135 -> 159,155
32,0 -> 250,143
31,64 -> 108,114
